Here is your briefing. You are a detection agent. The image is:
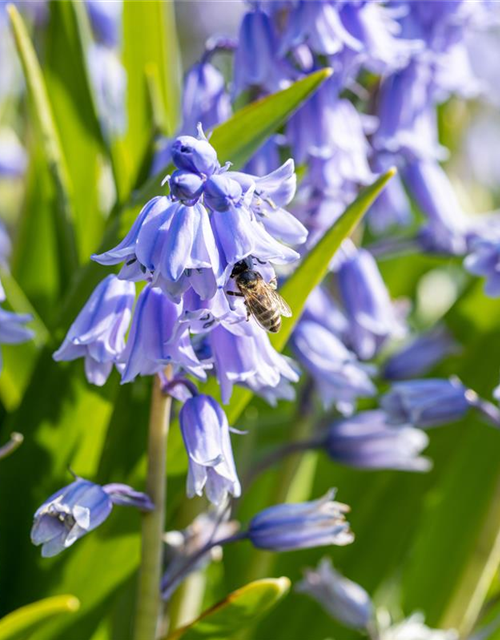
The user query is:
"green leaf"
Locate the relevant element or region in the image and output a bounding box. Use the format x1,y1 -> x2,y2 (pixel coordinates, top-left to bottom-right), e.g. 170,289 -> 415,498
43,0 -> 107,259
272,167 -> 397,352
7,4 -> 79,287
121,0 -> 181,193
165,578 -> 291,640
0,595 -> 80,640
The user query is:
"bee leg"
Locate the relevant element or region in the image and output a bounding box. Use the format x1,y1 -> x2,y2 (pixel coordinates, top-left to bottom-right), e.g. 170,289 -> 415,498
269,276 -> 278,290
227,291 -> 244,297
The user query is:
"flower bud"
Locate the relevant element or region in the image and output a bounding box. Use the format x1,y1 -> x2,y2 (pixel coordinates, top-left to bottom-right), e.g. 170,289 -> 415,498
204,174 -> 243,212
170,170 -> 205,204
171,135 -> 219,176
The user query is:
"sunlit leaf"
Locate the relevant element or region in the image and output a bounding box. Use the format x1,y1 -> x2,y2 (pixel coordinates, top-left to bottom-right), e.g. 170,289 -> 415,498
0,595 -> 80,640
165,578 -> 291,640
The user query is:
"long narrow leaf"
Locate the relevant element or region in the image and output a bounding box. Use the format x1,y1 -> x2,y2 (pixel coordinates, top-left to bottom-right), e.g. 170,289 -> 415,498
7,4 -> 78,285
0,595 -> 80,640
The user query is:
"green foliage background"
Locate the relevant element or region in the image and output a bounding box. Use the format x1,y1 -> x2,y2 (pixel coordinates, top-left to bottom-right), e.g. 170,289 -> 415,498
1,2 -> 500,639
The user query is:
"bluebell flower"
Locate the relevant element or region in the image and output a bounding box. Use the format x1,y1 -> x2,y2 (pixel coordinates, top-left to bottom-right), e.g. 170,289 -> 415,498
381,378 -> 472,428
233,7 -> 291,97
0,305 -> 33,372
207,174 -> 300,273
279,1 -> 360,57
403,160 -> 468,255
367,156 -> 412,234
31,477 -> 153,557
120,285 -> 207,383
88,43 -> 127,138
372,61 -> 446,163
337,1 -> 422,75
247,489 -> 354,551
324,410 -> 431,472
336,241 -> 406,360
301,285 -> 349,338
0,128 -> 27,178
287,82 -> 375,189
464,236 -> 500,297
180,59 -> 231,136
209,317 -> 299,405
53,275 -> 135,387
228,159 -> 308,246
179,394 -> 240,505
296,558 -> 374,630
291,319 -> 376,415
383,327 -> 459,381
86,0 -> 122,48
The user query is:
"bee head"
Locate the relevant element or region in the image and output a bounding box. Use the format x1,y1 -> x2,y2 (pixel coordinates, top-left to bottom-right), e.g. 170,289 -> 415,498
237,270 -> 261,289
231,257 -> 253,278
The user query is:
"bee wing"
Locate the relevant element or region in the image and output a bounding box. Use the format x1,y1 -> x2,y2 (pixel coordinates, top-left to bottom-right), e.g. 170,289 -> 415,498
265,288 -> 292,317
275,292 -> 292,317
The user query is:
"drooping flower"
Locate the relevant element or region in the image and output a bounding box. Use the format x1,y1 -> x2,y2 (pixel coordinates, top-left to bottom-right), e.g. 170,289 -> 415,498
381,378 -> 472,428
180,59 -> 231,136
291,319 -> 375,415
233,6 -> 291,97
247,489 -> 354,551
53,275 -> 134,386
209,317 -> 299,405
120,285 -> 207,383
324,410 -> 431,472
179,394 -> 240,505
403,160 -> 468,255
383,326 -> 459,381
336,241 -> 406,360
296,558 -> 374,630
31,477 -> 153,557
464,235 -> 500,297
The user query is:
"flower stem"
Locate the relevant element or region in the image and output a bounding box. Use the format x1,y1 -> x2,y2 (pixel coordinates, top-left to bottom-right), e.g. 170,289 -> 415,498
133,371 -> 172,640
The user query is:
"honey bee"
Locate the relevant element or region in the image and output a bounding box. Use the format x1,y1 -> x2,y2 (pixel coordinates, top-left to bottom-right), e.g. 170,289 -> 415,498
228,259 -> 292,333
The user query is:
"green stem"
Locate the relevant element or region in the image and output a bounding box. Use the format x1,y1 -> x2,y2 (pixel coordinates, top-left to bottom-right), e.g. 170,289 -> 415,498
133,372 -> 172,640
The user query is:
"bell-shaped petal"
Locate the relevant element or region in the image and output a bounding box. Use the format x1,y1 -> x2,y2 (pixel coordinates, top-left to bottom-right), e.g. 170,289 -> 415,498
181,59 -> 231,135
248,489 -> 354,551
325,410 -> 431,472
53,275 -> 135,386
209,318 -> 299,405
381,378 -> 472,428
383,327 -> 459,380
336,241 -> 406,360
120,285 -> 206,383
180,394 -> 241,505
92,196 -> 168,266
297,558 -> 374,630
233,7 -> 291,96
465,236 -> 500,297
291,319 -> 376,415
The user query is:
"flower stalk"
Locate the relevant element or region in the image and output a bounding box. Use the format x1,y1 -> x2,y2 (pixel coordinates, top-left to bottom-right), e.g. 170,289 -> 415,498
133,369 -> 173,640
